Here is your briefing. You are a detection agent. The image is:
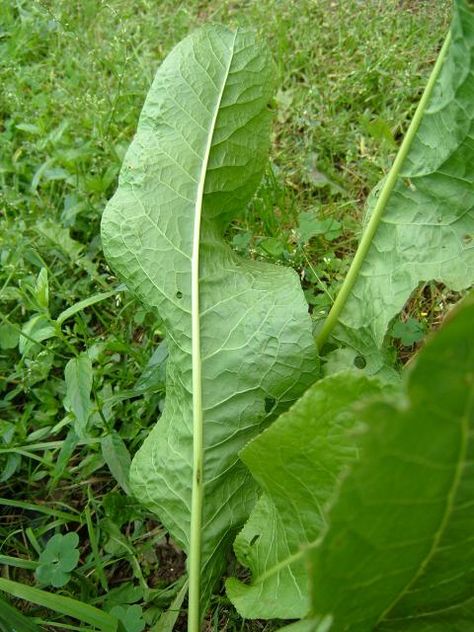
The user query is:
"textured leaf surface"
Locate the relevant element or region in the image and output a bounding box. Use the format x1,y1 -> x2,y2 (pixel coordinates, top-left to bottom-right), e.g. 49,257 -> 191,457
335,0 -> 474,364
101,25 -> 318,605
226,374 -> 385,618
311,295 -> 474,630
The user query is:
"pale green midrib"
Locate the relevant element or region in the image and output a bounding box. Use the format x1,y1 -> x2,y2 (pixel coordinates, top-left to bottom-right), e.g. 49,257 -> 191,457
234,377 -> 474,621
250,548 -> 308,585
188,29 -> 238,632
376,379 -> 474,626
315,30 -> 452,349
235,534 -> 324,589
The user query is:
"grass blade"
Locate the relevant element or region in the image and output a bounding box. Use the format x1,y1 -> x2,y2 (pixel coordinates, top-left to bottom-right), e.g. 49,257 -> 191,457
0,578 -> 120,632
56,287 -> 125,326
0,593 -> 42,632
0,498 -> 81,523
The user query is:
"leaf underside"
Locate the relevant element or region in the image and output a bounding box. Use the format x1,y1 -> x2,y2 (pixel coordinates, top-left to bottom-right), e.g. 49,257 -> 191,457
335,0 -> 474,371
101,25 -> 318,609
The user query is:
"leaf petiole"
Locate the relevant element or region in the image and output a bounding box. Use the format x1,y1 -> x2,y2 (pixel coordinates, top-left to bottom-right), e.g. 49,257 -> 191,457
315,30 -> 452,349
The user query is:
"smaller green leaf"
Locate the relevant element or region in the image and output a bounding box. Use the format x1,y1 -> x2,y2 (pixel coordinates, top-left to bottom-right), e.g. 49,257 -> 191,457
390,317 -> 425,346
150,579 -> 188,632
258,237 -> 286,257
227,373 -> 386,619
36,220 -> 83,260
35,532 -> 80,588
43,166 -> 72,183
104,583 -> 143,611
103,492 -> 139,528
109,605 -> 145,632
360,115 -> 396,148
0,323 -> 19,350
19,314 -> 56,356
0,421 -> 14,443
231,231 -> 252,253
302,153 -> 344,194
61,193 -> 87,227
64,354 -> 93,436
35,565 -> 69,589
101,432 -> 132,494
275,88 -> 294,123
35,267 -> 49,310
56,286 -> 126,326
51,429 -> 79,485
0,453 -> 21,483
15,122 -> 41,134
134,341 -> 168,394
297,211 -> 342,243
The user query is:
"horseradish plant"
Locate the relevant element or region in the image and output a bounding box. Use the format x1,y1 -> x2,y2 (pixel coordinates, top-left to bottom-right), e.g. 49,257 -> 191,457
101,0 -> 474,629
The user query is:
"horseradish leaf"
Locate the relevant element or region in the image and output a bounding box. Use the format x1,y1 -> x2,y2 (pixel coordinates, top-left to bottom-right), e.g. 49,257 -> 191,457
230,294 -> 474,629
311,294 -> 474,630
101,25 -> 318,615
226,373 -> 385,618
318,0 -> 474,371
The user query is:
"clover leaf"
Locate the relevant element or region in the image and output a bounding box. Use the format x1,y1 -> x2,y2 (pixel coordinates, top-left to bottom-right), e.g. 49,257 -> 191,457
391,317 -> 426,346
35,532 -> 80,588
109,605 -> 145,632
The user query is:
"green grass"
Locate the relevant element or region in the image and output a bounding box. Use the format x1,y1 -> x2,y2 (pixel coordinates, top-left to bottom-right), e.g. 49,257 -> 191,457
0,0 -> 451,629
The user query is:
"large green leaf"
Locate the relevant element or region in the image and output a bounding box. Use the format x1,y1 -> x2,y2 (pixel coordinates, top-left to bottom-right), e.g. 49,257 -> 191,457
101,25 -> 318,611
226,373 -> 386,619
310,294 -> 474,630
321,0 -> 474,369
230,295 -> 474,629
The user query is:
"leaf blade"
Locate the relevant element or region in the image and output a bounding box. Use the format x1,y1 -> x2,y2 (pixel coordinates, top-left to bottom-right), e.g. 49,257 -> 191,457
311,295 -> 474,630
101,24 -> 319,614
64,354 -> 93,435
101,432 -> 132,495
226,373 -> 386,618
0,578 -> 119,631
319,0 -> 474,369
